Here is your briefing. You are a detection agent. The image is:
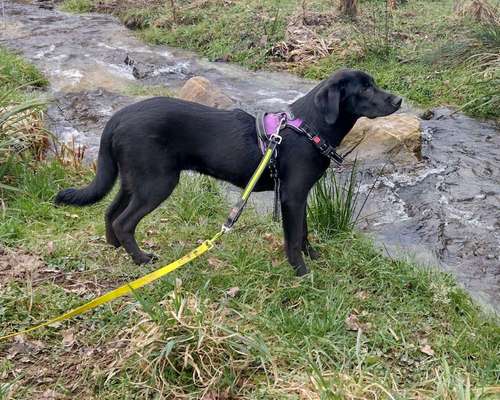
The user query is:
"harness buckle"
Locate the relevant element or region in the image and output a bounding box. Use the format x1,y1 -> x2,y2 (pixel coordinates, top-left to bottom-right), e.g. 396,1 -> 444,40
278,114 -> 287,130
269,133 -> 282,144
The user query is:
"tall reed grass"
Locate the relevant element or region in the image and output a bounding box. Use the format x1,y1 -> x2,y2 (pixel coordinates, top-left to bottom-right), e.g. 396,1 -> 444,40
308,162 -> 372,236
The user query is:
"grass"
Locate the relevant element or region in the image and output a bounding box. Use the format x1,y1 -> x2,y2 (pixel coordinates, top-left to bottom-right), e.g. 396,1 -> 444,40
0,47 -> 47,92
60,0 -> 94,13
1,35 -> 499,400
0,47 -> 49,189
59,0 -> 500,120
308,162 -> 367,237
0,162 -> 499,398
123,82 -> 173,98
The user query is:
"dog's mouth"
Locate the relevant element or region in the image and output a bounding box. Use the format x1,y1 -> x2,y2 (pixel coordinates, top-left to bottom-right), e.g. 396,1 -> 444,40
369,96 -> 402,118
391,96 -> 403,110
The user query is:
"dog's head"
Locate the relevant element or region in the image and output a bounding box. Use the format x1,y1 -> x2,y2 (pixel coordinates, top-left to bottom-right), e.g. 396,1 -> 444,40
314,69 -> 402,124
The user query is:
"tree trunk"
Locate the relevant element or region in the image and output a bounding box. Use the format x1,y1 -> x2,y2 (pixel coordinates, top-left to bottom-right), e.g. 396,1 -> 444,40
339,0 -> 358,18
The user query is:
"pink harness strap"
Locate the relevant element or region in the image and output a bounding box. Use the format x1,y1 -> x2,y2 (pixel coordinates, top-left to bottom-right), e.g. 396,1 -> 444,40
263,113 -> 302,134
258,112 -> 303,153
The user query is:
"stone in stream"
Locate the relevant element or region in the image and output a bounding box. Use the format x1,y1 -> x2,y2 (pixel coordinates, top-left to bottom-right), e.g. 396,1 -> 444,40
339,114 -> 422,165
178,76 -> 235,109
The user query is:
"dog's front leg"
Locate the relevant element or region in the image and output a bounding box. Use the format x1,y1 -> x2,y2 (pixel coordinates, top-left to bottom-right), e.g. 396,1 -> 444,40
280,186 -> 309,276
302,206 -> 320,260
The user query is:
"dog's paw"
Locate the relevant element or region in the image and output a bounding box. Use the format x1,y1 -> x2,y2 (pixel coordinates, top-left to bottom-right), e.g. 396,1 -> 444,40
304,247 -> 320,260
133,252 -> 158,265
294,264 -> 310,277
146,252 -> 159,262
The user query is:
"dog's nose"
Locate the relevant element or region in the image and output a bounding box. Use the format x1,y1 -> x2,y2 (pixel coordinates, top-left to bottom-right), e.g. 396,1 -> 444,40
392,96 -> 403,108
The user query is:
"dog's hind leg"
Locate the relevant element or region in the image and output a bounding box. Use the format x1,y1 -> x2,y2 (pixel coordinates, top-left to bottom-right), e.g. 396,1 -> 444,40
105,188 -> 131,248
112,172 -> 180,265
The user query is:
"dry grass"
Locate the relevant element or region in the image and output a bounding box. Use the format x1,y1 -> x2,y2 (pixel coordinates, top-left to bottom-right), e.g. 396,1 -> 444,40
0,100 -> 48,163
454,0 -> 500,25
270,10 -> 341,65
109,288 -> 273,398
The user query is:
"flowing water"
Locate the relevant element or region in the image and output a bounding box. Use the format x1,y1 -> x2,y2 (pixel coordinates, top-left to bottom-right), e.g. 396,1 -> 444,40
2,1 -> 498,312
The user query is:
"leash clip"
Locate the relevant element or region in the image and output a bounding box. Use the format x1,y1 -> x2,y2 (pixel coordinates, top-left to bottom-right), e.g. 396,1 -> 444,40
269,115 -> 286,145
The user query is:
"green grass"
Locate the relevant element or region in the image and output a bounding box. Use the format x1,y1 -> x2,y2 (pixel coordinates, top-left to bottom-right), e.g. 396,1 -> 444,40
61,0 -> 500,120
308,163 -> 366,237
59,0 -> 94,13
122,83 -> 173,98
0,48 -> 47,88
1,26 -> 499,400
0,161 -> 498,399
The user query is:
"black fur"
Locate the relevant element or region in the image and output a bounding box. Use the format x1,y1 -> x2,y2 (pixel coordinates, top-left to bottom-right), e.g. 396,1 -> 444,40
55,69 -> 401,274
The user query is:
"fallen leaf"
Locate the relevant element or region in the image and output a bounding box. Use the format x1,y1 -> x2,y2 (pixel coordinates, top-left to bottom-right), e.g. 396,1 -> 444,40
207,257 -> 224,269
355,290 -> 369,300
201,392 -> 218,400
40,389 -> 61,400
263,232 -> 281,249
345,311 -> 372,332
420,344 -> 435,356
62,330 -> 76,347
226,287 -> 240,297
345,313 -> 361,331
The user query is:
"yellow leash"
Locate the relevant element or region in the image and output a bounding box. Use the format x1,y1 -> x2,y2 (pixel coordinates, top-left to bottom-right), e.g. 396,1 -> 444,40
0,231 -> 223,341
0,141 -> 280,341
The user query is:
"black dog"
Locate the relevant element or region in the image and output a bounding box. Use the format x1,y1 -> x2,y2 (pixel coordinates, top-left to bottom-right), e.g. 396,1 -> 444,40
56,69 -> 401,275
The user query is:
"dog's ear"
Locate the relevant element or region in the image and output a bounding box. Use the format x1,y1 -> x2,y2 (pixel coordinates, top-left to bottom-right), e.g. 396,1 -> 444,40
314,83 -> 340,125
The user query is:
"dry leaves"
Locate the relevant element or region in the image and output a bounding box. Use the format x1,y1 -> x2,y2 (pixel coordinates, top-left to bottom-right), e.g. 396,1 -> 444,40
226,287 -> 240,298
269,10 -> 347,65
355,290 -> 369,300
345,310 -> 372,332
39,389 -> 64,400
207,257 -> 225,269
263,232 -> 282,252
419,344 -> 435,357
62,329 -> 77,347
0,246 -> 45,286
345,313 -> 362,331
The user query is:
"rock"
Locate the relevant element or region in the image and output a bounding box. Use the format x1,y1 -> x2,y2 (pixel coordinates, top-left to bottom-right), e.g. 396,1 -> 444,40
420,109 -> 435,120
177,76 -> 234,109
339,113 -> 422,164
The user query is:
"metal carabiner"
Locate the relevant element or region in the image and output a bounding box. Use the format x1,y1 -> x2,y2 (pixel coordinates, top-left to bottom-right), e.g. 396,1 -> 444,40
269,114 -> 286,145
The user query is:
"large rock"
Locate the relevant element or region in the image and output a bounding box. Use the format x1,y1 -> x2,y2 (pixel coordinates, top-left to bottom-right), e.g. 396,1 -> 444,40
177,76 -> 234,109
339,113 -> 422,164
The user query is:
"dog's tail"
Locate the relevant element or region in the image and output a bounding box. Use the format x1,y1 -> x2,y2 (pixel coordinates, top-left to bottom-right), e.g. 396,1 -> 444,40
55,122 -> 118,207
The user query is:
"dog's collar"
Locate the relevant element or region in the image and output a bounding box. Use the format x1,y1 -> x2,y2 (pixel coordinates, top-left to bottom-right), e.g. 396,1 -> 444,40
256,111 -> 344,166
